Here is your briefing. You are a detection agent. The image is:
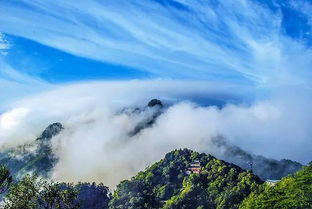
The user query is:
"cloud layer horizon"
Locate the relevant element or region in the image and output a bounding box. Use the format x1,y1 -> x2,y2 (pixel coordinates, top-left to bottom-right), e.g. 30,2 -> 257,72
0,0 -> 312,186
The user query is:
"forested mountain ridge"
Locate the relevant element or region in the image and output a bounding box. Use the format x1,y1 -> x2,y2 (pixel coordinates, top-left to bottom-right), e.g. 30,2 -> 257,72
0,102 -> 309,209
109,152 -> 311,209
0,148 -> 311,208
110,149 -> 263,209
240,163 -> 312,209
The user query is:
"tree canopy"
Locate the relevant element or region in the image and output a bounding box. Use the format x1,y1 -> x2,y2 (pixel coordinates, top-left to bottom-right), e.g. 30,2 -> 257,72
240,164 -> 312,209
2,175 -> 79,209
110,149 -> 263,209
0,148 -> 311,209
0,165 -> 12,194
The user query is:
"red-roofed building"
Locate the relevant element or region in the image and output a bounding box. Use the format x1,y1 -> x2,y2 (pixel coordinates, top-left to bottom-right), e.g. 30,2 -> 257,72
186,160 -> 201,174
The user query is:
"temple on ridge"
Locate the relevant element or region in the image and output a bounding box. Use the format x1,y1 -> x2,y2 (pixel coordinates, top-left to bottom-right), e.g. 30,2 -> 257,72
186,160 -> 201,174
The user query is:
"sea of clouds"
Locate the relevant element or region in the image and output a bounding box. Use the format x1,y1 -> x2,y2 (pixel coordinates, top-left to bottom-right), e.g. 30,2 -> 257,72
0,80 -> 311,187
1,0 -> 312,187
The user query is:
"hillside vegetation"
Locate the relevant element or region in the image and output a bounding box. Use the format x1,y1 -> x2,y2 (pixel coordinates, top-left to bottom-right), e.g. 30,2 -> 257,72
110,149 -> 263,209
0,149 -> 311,208
240,163 -> 312,209
0,122 -> 310,209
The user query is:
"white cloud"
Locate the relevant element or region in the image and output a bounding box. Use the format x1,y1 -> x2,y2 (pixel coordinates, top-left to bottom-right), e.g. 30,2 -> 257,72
1,0 -> 311,84
0,80 -> 249,147
290,0 -> 312,30
0,60 -> 53,109
0,33 -> 52,107
0,80 -> 311,187
50,87 -> 312,187
0,33 -> 10,55
0,0 -> 312,187
0,107 -> 29,130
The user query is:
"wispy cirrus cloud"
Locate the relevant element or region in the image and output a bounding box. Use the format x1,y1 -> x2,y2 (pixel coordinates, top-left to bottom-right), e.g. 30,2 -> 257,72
0,59 -> 52,109
1,1 -> 312,185
0,33 -> 10,55
1,0 -> 312,86
0,33 -> 52,107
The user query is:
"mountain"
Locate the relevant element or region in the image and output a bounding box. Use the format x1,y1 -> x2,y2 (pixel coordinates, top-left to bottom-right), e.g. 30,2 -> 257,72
0,122 -> 63,178
0,99 -> 302,182
211,136 -> 303,180
240,163 -> 312,209
36,122 -> 63,141
121,99 -> 164,136
0,101 -> 308,208
110,150 -> 311,209
122,99 -> 302,181
0,143 -> 311,208
109,149 -> 263,209
0,99 -> 164,178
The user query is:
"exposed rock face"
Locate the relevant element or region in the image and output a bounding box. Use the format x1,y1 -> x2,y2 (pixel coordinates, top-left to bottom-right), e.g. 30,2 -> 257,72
37,122 -> 64,141
147,99 -> 163,108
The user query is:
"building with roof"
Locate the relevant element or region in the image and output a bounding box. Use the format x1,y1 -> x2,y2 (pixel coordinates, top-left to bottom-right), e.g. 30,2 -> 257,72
186,160 -> 201,174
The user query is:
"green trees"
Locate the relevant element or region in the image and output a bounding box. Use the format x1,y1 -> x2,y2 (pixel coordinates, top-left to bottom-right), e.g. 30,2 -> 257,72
0,165 -> 12,194
162,161 -> 262,209
0,149 -> 311,209
240,164 -> 312,209
0,164 -> 111,209
75,182 -> 111,209
2,175 -> 79,209
110,149 -> 263,209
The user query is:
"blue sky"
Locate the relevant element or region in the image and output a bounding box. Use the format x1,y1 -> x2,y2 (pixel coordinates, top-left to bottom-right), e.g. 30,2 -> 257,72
1,0 -> 312,163
4,35 -> 152,82
1,0 -> 312,103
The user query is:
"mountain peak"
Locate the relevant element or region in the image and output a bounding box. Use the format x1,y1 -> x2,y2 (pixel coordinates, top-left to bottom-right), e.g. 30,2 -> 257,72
111,148 -> 263,209
37,122 -> 64,141
147,99 -> 163,108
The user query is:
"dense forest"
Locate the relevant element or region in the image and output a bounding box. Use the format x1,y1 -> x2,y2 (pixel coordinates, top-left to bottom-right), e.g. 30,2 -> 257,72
0,148 -> 311,209
110,149 -> 263,209
240,163 -> 312,209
